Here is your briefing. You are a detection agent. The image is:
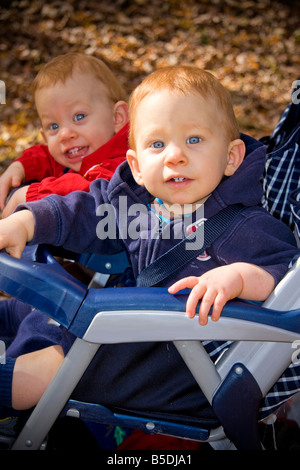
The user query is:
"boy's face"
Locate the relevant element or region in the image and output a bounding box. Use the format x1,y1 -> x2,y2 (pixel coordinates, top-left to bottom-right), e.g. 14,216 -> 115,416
35,72 -> 127,171
127,90 -> 244,211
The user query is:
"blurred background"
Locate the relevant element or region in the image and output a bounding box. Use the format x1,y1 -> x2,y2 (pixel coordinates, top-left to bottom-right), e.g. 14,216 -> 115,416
0,0 -> 299,171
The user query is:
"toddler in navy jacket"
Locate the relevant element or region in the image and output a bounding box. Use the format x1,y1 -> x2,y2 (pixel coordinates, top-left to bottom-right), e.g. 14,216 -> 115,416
0,66 -> 298,422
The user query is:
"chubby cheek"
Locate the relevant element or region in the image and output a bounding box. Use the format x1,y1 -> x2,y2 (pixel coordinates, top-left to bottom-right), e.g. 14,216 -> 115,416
48,149 -> 81,172
47,141 -> 63,163
140,165 -> 159,190
50,152 -> 69,168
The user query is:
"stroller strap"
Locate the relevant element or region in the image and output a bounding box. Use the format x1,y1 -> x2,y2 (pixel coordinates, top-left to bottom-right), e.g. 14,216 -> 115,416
136,204 -> 245,287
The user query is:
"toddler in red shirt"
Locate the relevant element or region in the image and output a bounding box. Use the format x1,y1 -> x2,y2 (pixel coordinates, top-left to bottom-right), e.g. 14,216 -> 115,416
0,52 -> 129,217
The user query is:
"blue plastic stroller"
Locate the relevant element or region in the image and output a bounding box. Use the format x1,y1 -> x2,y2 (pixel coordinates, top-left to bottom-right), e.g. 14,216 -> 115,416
0,80 -> 300,451
0,243 -> 300,451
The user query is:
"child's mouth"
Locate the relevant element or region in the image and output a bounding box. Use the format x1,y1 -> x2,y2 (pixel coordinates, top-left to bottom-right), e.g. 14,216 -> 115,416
65,146 -> 89,162
171,177 -> 186,182
167,176 -> 191,185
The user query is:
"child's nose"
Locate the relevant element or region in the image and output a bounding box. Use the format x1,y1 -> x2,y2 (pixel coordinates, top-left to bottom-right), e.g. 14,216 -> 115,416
59,126 -> 77,142
165,144 -> 187,165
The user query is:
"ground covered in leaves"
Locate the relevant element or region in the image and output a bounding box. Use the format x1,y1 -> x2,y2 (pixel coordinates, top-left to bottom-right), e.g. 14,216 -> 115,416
0,0 -> 299,170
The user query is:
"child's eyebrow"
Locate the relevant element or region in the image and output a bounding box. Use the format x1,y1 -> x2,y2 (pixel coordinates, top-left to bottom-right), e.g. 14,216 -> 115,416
39,112 -> 53,121
138,127 -> 165,144
181,122 -> 212,133
141,124 -> 163,134
39,114 -> 55,126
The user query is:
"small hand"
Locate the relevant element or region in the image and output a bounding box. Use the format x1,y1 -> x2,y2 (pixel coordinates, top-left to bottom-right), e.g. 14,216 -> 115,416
168,265 -> 244,325
0,210 -> 35,258
0,162 -> 25,210
2,186 -> 29,218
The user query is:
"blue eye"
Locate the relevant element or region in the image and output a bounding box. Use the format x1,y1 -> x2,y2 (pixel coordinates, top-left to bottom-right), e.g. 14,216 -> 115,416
151,141 -> 164,149
74,113 -> 85,122
187,136 -> 201,144
49,123 -> 59,131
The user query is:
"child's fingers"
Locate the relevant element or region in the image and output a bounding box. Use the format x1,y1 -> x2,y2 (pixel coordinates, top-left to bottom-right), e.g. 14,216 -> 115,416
210,291 -> 228,322
170,278 -> 219,325
186,282 -> 209,322
168,276 -> 199,294
169,276 -> 229,325
197,287 -> 217,325
5,246 -> 24,259
0,232 -> 23,259
188,286 -> 228,325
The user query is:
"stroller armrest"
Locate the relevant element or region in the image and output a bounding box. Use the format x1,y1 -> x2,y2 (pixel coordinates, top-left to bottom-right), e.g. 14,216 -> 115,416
71,287 -> 300,342
0,246 -> 300,344
0,248 -> 87,327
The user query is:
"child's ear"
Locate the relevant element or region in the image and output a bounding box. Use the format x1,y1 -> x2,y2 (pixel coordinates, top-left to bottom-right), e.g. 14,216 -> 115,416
224,139 -> 246,176
126,149 -> 144,185
113,101 -> 129,133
